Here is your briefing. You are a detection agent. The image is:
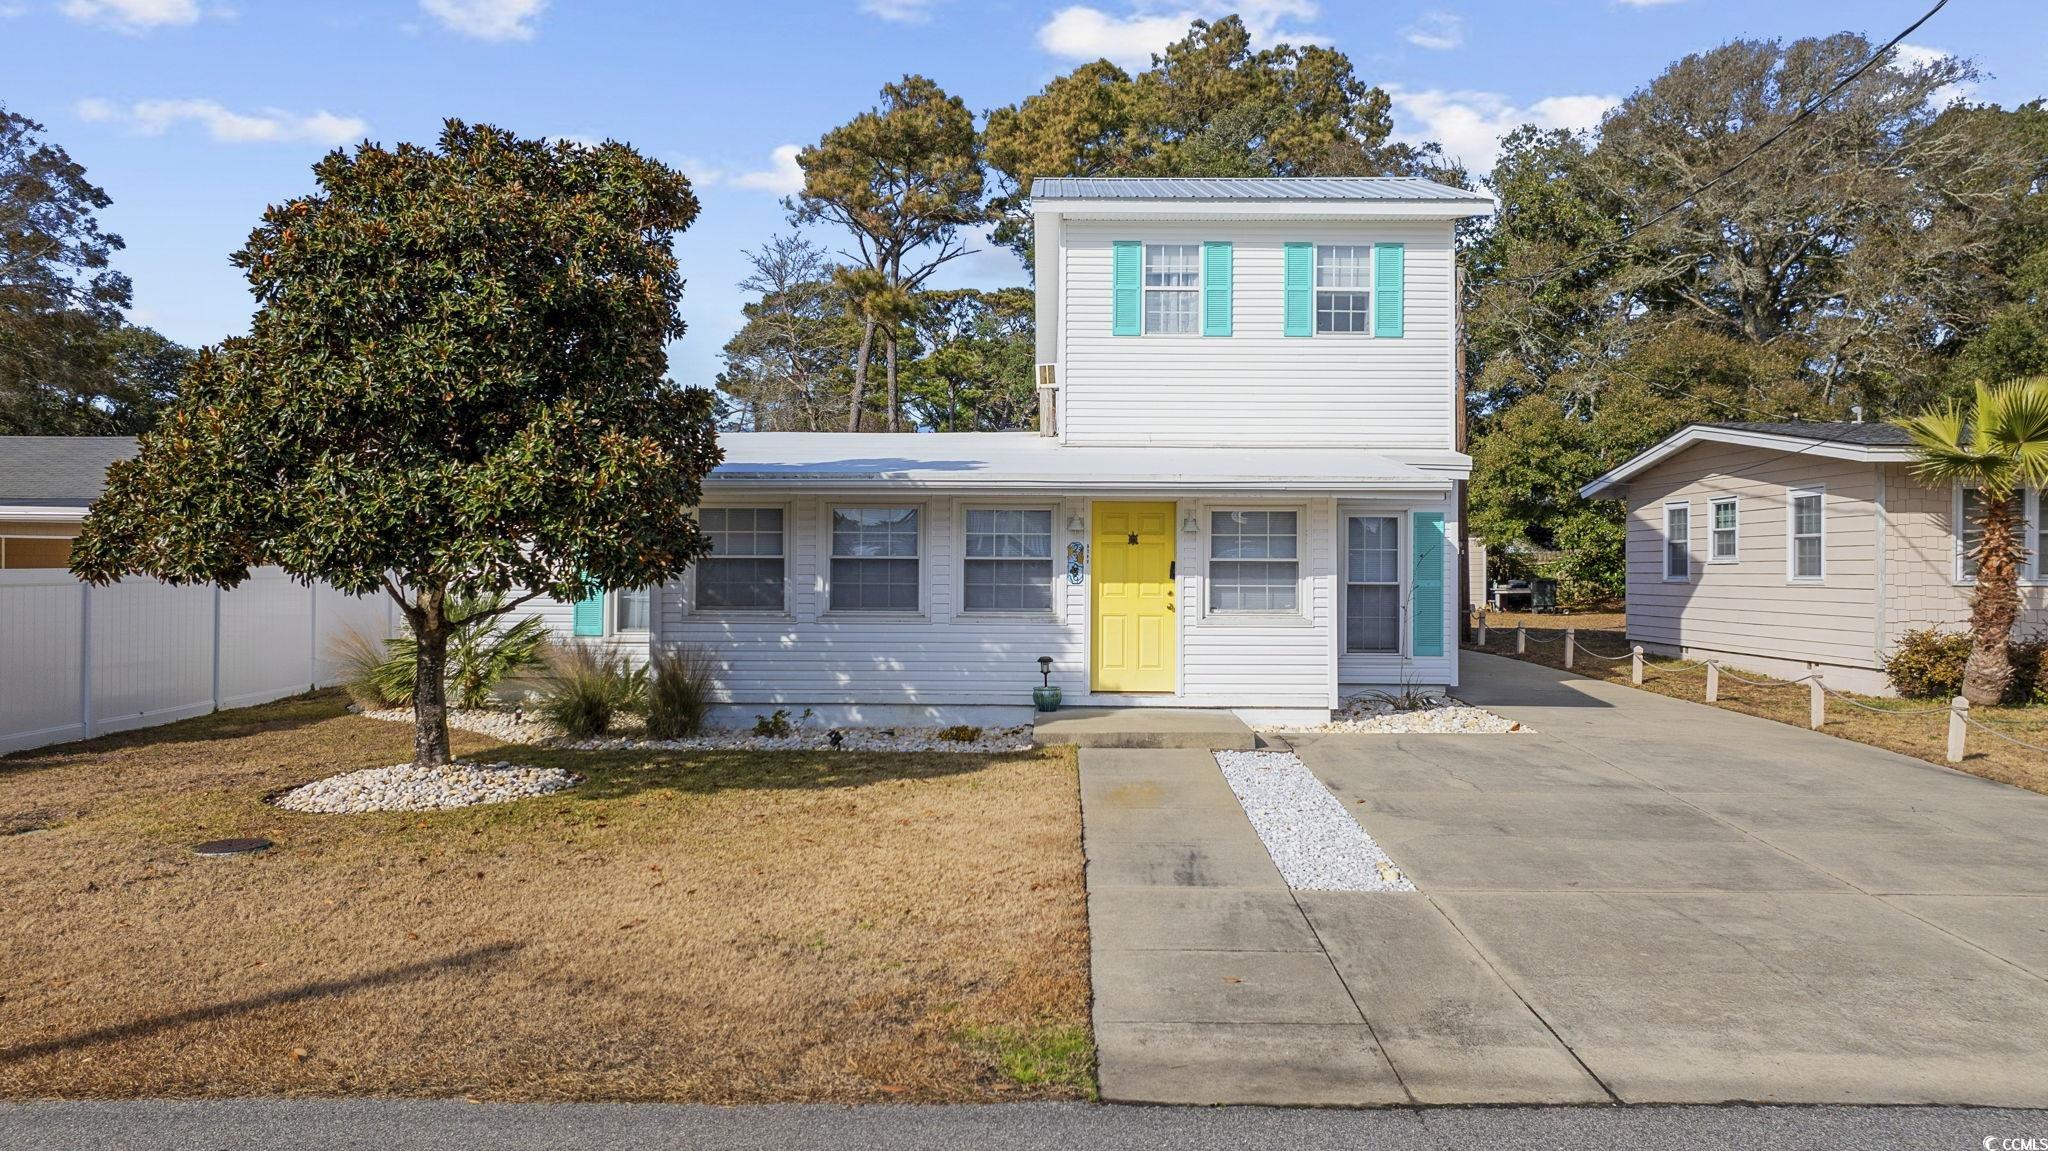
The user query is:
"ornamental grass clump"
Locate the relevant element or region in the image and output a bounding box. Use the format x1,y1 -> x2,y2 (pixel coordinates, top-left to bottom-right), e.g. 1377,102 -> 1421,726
646,645 -> 717,740
540,641 -> 648,738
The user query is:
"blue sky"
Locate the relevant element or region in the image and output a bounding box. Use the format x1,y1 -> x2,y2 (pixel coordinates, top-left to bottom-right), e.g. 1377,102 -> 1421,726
6,0 -> 2044,387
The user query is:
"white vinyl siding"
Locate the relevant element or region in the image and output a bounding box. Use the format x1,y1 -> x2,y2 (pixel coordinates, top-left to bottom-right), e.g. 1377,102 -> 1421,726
830,507 -> 921,612
1057,219 -> 1456,447
1208,509 -> 1300,613
1789,488 -> 1824,582
1314,244 -> 1370,334
1345,515 -> 1399,653
1709,496 -> 1738,563
1663,503 -> 1691,581
963,508 -> 1054,613
696,507 -> 787,611
1142,243 -> 1200,335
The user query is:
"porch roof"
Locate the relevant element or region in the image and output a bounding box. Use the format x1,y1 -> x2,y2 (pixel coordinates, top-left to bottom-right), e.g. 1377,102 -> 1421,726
708,433 -> 1464,494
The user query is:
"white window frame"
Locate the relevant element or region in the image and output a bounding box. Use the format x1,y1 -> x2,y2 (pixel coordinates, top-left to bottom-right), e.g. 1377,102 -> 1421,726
611,587 -> 653,634
1141,242 -> 1201,336
1786,486 -> 1825,584
1708,495 -> 1739,564
957,503 -> 1059,618
825,503 -> 926,617
1343,513 -> 1404,655
1313,243 -> 1373,337
1203,504 -> 1308,620
1662,501 -> 1692,582
1954,484 -> 2044,585
691,503 -> 791,615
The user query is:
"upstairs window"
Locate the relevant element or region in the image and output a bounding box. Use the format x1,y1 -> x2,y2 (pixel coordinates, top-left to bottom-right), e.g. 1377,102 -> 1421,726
1315,244 -> 1370,333
1663,502 -> 1690,581
1709,497 -> 1739,563
1788,488 -> 1824,582
1142,243 -> 1200,334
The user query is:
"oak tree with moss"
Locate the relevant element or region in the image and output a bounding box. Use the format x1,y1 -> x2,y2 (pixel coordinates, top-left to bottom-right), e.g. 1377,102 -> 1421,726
71,121 -> 721,767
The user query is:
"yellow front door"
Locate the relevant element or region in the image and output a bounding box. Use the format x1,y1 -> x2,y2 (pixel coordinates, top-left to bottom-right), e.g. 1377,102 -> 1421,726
1092,502 -> 1177,693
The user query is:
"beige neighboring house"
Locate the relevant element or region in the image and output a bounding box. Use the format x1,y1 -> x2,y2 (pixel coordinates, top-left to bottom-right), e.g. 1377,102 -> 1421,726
1581,421 -> 2048,695
0,436 -> 138,568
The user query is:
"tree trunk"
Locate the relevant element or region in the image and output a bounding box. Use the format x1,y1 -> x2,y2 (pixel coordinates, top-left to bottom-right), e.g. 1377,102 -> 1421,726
885,333 -> 899,432
1962,491 -> 2022,707
848,318 -> 875,432
412,589 -> 454,768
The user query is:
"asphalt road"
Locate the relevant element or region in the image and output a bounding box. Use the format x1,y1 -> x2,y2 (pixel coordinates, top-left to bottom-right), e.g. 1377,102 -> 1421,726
2,1101 -> 2045,1151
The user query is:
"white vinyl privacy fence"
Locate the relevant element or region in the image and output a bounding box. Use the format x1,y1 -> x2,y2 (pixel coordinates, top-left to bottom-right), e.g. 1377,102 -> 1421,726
1,568 -> 392,754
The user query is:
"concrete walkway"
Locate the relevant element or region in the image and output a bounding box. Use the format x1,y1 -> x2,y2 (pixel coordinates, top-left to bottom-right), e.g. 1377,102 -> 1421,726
1081,652 -> 2048,1107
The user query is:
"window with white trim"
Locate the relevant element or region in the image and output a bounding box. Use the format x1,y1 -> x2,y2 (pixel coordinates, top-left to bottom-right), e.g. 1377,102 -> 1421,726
1957,486 -> 2043,582
1709,496 -> 1738,563
1209,510 -> 1299,612
1345,515 -> 1400,653
1663,503 -> 1691,580
695,507 -> 786,610
963,508 -> 1054,613
613,588 -> 651,631
830,507 -> 920,612
1315,244 -> 1370,333
1142,243 -> 1200,334
1788,488 -> 1824,581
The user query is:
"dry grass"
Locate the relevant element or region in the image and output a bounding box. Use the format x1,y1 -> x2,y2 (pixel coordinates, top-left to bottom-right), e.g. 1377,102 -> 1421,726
1467,621 -> 2048,797
0,693 -> 1091,1102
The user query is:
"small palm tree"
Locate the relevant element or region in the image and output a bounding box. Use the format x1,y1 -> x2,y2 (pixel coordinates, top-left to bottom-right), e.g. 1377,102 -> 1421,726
1896,378 -> 2048,705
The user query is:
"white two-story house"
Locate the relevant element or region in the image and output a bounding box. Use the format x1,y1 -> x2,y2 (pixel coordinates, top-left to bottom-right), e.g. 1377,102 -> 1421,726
561,177 -> 1491,726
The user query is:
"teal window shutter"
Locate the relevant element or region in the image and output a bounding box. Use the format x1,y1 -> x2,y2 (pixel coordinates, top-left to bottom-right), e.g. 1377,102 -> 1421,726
571,578 -> 604,637
1201,241 -> 1232,336
1410,511 -> 1444,657
1283,242 -> 1313,337
1112,241 -> 1142,336
1373,242 -> 1405,338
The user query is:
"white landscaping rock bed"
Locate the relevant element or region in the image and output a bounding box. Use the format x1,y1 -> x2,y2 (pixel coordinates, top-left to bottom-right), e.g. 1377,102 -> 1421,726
1275,696 -> 1527,734
361,706 -> 555,744
273,761 -> 580,814
557,725 -> 1035,754
1215,750 -> 1415,893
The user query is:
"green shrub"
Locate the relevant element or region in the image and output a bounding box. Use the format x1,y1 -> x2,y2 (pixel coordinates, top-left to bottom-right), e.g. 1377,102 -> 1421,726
935,724 -> 983,743
327,593 -> 546,711
1885,627 -> 2047,704
327,624 -> 412,710
539,640 -> 648,737
752,708 -> 795,738
646,645 -> 717,740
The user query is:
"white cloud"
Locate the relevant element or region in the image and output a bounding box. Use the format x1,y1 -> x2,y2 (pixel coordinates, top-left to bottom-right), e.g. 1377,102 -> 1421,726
859,0 -> 944,23
1387,86 -> 1614,175
1401,9 -> 1462,51
59,0 -> 199,32
1038,0 -> 1321,69
419,0 -> 544,41
77,97 -> 367,146
679,145 -> 805,196
1895,42 -> 1975,105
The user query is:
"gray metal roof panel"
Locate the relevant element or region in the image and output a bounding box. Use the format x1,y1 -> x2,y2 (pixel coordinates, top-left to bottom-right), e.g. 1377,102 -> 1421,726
0,436 -> 139,506
1029,176 -> 1485,202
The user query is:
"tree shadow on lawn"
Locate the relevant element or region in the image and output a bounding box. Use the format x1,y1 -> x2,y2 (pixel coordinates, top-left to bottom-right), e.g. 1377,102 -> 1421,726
484,741 -> 1050,803
1,691 -> 357,776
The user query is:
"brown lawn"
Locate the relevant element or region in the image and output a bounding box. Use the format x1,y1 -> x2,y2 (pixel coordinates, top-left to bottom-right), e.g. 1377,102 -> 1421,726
0,694 -> 1092,1102
1466,618 -> 2048,797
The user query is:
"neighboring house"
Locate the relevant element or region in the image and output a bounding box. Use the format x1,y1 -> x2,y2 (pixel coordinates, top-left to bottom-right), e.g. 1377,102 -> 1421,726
598,176 -> 1492,726
1581,421 -> 2048,695
0,435 -> 138,567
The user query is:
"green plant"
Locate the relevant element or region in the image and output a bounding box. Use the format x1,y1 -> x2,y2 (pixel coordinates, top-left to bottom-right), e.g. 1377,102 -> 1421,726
539,641 -> 648,738
935,724 -> 983,743
326,624 -> 410,710
444,593 -> 548,709
752,708 -> 796,738
1886,627 -> 2046,705
647,645 -> 718,740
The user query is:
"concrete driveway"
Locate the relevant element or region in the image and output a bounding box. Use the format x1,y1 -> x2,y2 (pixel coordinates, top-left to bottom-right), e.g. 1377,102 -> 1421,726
1082,652 -> 2048,1107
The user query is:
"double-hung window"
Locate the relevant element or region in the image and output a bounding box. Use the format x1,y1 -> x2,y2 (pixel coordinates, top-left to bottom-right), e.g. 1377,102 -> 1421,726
1315,244 -> 1370,333
1209,510 -> 1299,613
613,588 -> 651,632
1956,487 -> 2044,582
695,507 -> 786,610
831,507 -> 920,612
1345,515 -> 1400,653
1788,488 -> 1824,582
1709,497 -> 1738,563
1663,503 -> 1691,580
964,508 -> 1054,613
1142,243 -> 1200,334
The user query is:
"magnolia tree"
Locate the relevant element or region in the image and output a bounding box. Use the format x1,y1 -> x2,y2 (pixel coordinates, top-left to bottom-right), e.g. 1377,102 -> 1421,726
71,121 -> 722,767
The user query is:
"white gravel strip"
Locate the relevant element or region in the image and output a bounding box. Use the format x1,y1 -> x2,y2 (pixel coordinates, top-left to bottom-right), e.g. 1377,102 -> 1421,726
273,761 -> 580,814
358,707 -> 1032,753
1273,696 -> 1528,734
1215,750 -> 1415,893
361,707 -> 555,744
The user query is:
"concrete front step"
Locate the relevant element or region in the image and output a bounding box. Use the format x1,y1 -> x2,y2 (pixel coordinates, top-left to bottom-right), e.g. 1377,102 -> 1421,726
1031,707 -> 1257,750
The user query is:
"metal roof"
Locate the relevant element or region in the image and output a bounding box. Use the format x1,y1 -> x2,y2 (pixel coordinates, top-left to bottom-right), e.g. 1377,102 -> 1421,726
0,436 -> 138,509
711,433 -> 1466,491
1029,176 -> 1486,203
